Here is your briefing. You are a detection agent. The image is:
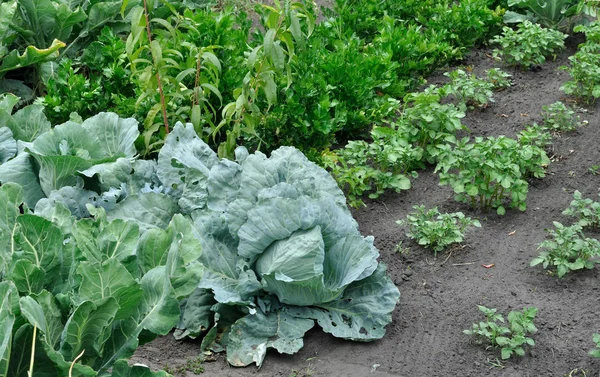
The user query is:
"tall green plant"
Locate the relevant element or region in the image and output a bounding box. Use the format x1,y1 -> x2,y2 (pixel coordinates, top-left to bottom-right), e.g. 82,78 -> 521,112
126,3 -> 226,154
215,0 -> 316,159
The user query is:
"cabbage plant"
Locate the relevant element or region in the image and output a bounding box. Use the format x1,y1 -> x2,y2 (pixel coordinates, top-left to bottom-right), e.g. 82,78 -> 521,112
158,123 -> 400,367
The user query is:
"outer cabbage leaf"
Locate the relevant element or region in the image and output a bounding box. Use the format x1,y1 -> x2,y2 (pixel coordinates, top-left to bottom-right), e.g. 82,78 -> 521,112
9,104 -> 51,142
76,258 -> 143,320
192,210 -> 260,305
0,39 -> 66,78
13,214 -> 63,274
226,146 -> 348,237
0,152 -> 45,208
0,282 -> 19,377
59,298 -> 120,361
0,127 -> 16,163
106,192 -> 178,231
34,186 -> 121,219
157,122 -> 218,198
175,287 -> 215,340
81,112 -> 138,158
226,310 -> 314,367
288,263 -> 400,341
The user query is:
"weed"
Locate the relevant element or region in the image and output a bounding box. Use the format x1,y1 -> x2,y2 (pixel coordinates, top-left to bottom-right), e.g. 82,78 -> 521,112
164,356 -> 205,375
289,366 -> 315,377
563,368 -> 588,377
589,165 -> 600,175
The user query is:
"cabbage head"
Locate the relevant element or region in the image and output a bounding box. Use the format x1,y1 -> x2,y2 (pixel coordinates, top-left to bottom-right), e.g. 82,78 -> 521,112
158,124 -> 400,367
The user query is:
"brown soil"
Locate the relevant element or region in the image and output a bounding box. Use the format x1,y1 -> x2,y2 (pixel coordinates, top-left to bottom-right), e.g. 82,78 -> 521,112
131,34 -> 600,377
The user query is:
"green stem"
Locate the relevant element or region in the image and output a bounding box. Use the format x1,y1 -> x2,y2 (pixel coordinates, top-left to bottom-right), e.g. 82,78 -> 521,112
27,325 -> 37,377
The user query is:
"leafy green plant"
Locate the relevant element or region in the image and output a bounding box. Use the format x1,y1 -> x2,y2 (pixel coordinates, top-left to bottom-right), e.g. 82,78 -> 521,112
398,87 -> 467,162
0,0 -> 127,92
443,67 -> 496,109
257,28 -> 400,158
590,334 -> 600,358
589,165 -> 600,175
464,305 -> 538,360
322,126 -> 420,208
397,206 -> 481,255
562,191 -> 600,228
0,185 -> 198,376
541,101 -> 583,132
215,0 -> 317,158
530,222 -> 600,277
486,68 -> 513,89
42,27 -> 137,125
504,0 -> 586,30
491,21 -> 567,69
435,136 -> 549,214
373,15 -> 461,91
517,123 -> 553,149
560,23 -> 600,104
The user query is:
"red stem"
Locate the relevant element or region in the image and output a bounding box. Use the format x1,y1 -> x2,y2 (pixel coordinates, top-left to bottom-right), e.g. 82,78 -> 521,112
142,0 -> 169,134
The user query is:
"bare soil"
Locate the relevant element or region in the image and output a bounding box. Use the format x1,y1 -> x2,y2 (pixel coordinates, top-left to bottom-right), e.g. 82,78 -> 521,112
132,33 -> 600,377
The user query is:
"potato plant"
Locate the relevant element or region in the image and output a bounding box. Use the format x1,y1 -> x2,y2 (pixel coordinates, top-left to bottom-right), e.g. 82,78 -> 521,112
486,68 -> 513,89
323,126 -> 420,208
443,67 -> 496,109
397,205 -> 481,255
517,123 -> 553,150
560,23 -> 600,104
398,87 -> 467,163
530,222 -> 600,277
464,306 -> 538,360
541,101 -> 583,132
562,191 -> 600,228
435,136 -> 549,215
491,21 -> 567,69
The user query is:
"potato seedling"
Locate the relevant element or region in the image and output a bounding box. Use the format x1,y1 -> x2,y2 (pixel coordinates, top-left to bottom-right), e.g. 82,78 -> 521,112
562,191 -> 600,228
486,68 -> 513,89
530,222 -> 600,277
464,306 -> 538,360
541,101 -> 582,132
397,205 -> 481,255
443,68 -> 496,109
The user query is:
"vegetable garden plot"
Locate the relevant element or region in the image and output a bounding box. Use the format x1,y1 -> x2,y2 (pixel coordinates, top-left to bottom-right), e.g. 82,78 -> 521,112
133,33 -> 600,377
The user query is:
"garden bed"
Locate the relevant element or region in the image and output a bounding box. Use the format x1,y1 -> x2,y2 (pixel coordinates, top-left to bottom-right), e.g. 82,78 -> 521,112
131,34 -> 600,377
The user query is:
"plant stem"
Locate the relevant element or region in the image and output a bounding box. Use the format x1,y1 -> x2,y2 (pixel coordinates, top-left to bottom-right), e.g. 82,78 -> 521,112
28,324 -> 37,377
142,0 -> 169,134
